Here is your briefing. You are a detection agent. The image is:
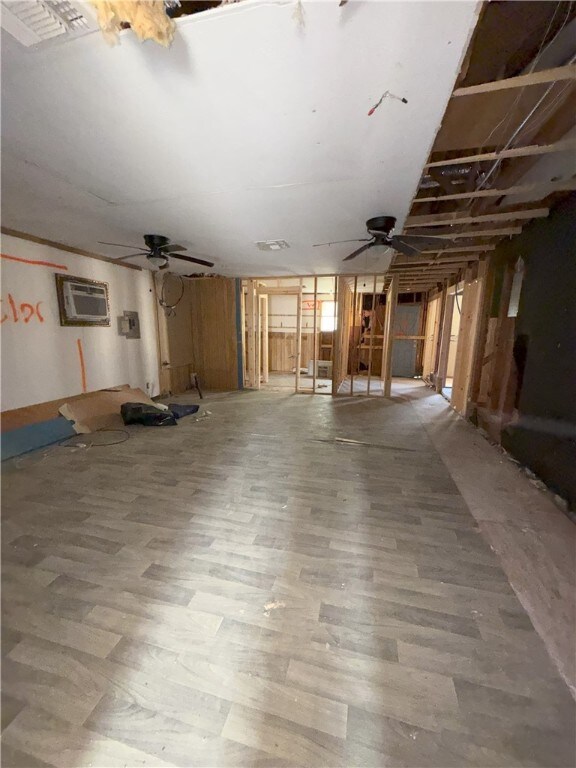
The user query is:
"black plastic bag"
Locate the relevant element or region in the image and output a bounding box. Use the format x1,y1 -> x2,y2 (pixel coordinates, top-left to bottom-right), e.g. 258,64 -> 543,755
121,402 -> 177,427
168,404 -> 200,419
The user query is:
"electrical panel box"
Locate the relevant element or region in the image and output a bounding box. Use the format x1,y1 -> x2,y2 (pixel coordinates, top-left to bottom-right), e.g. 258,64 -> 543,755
117,310 -> 141,339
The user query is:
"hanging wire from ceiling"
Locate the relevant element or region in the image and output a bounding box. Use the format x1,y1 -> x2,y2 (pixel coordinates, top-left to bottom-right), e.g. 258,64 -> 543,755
157,271 -> 185,317
415,2 -> 576,255
475,2 -> 575,193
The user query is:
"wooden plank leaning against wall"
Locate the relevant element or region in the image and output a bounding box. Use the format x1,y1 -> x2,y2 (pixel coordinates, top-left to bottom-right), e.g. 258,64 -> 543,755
157,276 -> 240,394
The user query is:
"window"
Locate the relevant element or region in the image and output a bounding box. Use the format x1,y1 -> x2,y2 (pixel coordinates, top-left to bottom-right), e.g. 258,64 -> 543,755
320,300 -> 337,332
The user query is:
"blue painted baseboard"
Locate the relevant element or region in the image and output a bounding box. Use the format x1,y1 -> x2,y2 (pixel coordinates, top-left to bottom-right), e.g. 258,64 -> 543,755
1,417 -> 76,461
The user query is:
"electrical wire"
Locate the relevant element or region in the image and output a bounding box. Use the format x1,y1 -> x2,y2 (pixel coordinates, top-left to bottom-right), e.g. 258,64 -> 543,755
419,6 -> 576,259
476,3 -> 574,193
157,271 -> 185,317
11,429 -> 130,469
58,429 -> 130,448
455,288 -> 462,316
475,1 -> 565,161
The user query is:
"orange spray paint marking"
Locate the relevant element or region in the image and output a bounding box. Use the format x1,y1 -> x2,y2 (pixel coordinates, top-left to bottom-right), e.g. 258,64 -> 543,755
36,302 -> 44,322
7,293 -> 18,322
76,338 -> 87,393
1,253 -> 68,270
20,303 -> 35,323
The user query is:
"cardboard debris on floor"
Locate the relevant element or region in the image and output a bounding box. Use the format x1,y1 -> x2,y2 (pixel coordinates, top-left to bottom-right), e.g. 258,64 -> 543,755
59,386 -> 157,433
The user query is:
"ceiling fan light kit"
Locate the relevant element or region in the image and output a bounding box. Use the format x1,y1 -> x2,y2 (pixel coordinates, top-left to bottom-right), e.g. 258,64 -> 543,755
148,254 -> 169,268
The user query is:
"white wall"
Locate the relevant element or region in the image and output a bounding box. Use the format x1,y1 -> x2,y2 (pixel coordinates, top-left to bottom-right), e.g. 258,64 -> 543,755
1,235 -> 159,412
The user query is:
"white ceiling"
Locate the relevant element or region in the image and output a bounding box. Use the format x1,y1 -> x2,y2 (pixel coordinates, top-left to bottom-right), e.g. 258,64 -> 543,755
1,0 -> 479,276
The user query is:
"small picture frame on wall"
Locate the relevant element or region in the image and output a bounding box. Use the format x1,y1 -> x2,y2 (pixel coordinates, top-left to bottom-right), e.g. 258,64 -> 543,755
55,274 -> 110,327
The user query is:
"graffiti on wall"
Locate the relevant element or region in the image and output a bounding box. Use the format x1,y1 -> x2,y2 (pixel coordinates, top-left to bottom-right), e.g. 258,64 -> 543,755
1,294 -> 45,324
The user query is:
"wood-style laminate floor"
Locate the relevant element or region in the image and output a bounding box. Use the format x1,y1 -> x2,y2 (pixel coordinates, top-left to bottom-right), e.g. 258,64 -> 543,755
2,385 -> 575,767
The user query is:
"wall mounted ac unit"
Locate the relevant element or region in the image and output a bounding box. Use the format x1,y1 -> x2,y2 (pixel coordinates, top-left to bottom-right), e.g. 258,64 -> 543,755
63,280 -> 109,322
1,0 -> 97,47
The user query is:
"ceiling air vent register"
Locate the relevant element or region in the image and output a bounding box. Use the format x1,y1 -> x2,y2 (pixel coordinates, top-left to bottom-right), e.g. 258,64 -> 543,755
0,0 -> 96,46
255,240 -> 290,251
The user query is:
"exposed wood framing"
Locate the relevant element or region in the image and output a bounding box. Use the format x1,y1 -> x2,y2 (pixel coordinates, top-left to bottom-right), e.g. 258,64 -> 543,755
425,138 -> 576,168
452,64 -> 576,97
414,178 -> 576,203
350,277 -> 358,395
451,262 -> 488,415
435,288 -> 455,392
410,226 -> 523,239
420,244 -> 495,254
260,294 -> 269,384
245,280 -> 257,389
405,208 -> 549,228
366,275 -> 377,396
400,7 -> 575,296
381,275 -> 398,398
295,278 -> 303,392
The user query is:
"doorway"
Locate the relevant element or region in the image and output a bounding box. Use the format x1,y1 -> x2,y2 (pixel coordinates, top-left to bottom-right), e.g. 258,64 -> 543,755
442,283 -> 464,400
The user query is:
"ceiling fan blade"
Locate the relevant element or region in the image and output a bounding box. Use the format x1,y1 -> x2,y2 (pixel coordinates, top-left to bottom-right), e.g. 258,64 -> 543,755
171,253 -> 215,268
98,241 -> 142,249
343,241 -> 375,261
314,238 -> 372,247
396,234 -> 455,249
114,252 -> 150,261
160,244 -> 187,253
390,238 -> 421,258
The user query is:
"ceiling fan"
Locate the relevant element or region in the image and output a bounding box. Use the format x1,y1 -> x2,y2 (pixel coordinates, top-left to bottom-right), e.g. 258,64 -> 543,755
98,234 -> 214,269
314,216 -> 455,261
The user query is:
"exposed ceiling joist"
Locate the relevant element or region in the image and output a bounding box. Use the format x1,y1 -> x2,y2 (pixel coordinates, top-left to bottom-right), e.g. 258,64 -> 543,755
405,208 -> 549,228
425,138 -> 576,168
414,178 -> 576,203
420,244 -> 495,254
452,64 -> 576,97
407,226 -> 522,239
391,257 -> 479,268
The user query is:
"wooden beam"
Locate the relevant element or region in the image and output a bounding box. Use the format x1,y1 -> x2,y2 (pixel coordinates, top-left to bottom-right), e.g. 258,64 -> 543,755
312,276 -> 318,393
260,294 -> 269,384
350,276 -> 358,395
414,178 -> 576,203
295,279 -> 303,393
405,208 -> 549,228
381,275 -> 398,398
366,274 -> 377,396
1,227 -> 142,270
393,256 -> 482,266
245,281 -> 257,389
452,65 -> 576,97
403,227 -> 522,239
420,244 -> 495,254
425,138 -> 576,168
256,286 -> 300,295
451,263 -> 488,415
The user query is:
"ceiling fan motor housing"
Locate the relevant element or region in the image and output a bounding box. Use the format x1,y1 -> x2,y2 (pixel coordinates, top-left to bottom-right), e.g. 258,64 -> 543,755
366,216 -> 396,236
144,234 -> 169,250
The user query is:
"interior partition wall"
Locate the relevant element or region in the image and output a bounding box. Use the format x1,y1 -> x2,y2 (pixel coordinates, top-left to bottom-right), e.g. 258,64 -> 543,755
242,275 -> 397,397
